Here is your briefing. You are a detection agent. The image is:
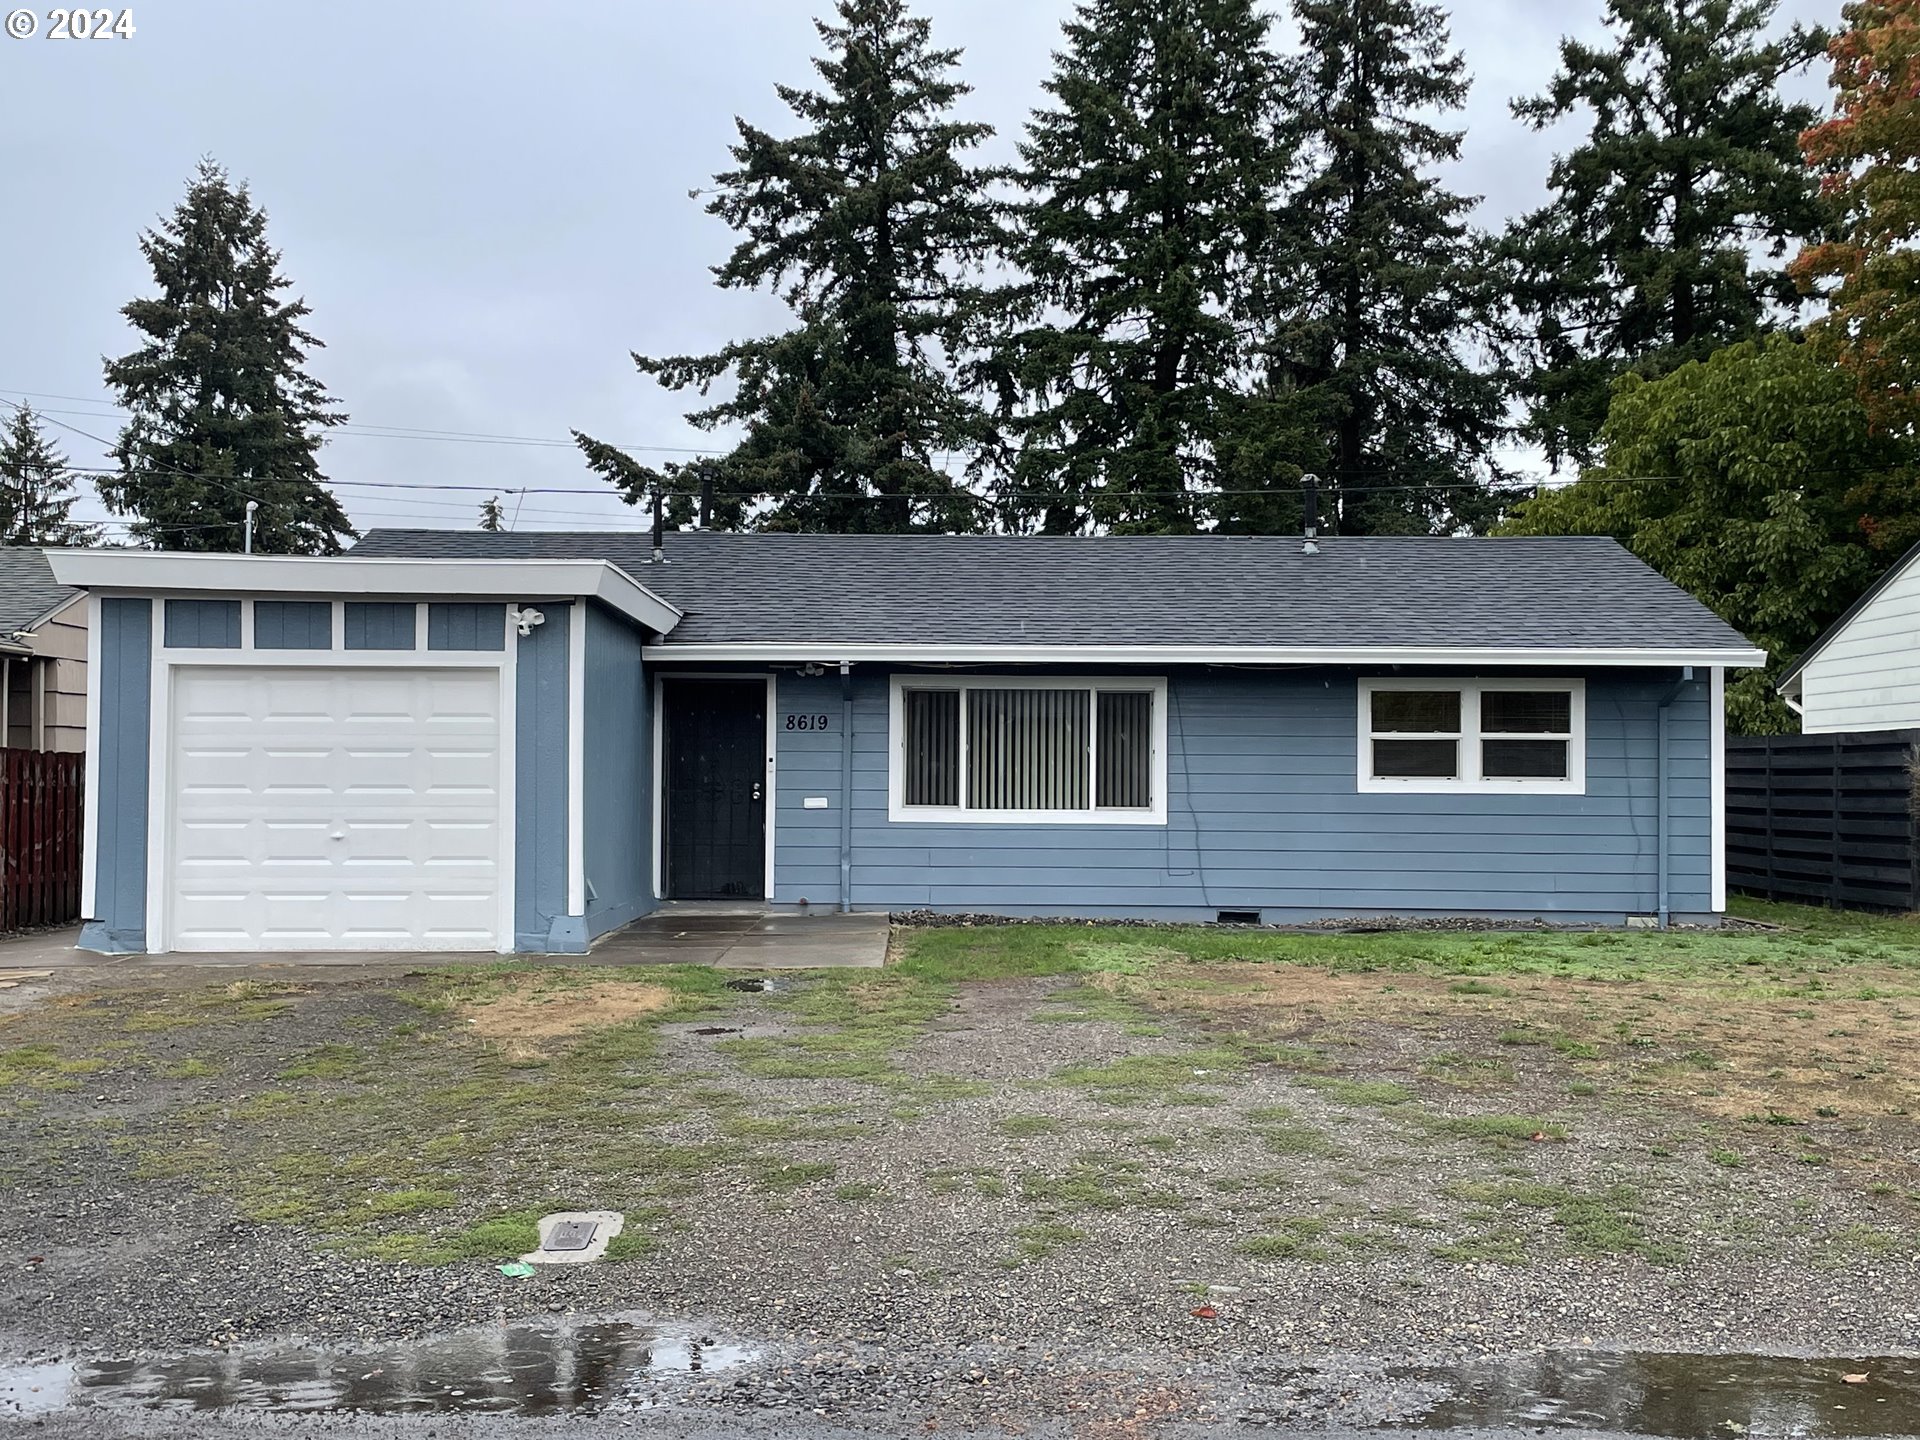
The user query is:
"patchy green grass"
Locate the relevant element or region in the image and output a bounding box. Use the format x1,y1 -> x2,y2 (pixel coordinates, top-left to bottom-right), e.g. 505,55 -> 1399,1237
1238,1218 -> 1332,1261
1018,1152 -> 1188,1213
1051,1049 -> 1244,1106
1300,1076 -> 1413,1108
999,1113 -> 1067,1138
278,1044 -> 365,1081
1447,1180 -> 1681,1264
1014,1221 -> 1086,1260
1417,1113 -> 1569,1147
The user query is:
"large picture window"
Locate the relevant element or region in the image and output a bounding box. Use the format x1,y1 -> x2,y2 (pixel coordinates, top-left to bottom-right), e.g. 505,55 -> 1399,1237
1358,679 -> 1584,794
890,677 -> 1167,824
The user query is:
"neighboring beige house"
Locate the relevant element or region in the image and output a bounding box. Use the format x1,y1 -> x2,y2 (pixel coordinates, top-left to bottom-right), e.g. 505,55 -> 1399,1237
0,548 -> 85,753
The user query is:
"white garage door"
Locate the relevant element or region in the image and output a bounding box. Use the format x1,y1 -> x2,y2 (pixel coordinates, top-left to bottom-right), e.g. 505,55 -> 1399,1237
169,666 -> 503,952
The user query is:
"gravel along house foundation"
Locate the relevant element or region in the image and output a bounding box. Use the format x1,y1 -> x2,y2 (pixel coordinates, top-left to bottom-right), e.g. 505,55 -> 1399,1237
46,528 -> 1764,956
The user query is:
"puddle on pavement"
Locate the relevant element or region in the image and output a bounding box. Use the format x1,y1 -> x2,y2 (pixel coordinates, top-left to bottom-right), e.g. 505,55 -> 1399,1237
1406,1350 -> 1920,1437
0,1317 -> 756,1418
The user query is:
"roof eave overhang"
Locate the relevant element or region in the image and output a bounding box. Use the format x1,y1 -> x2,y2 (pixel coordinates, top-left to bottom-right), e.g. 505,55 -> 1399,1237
43,551 -> 683,636
638,642 -> 1769,668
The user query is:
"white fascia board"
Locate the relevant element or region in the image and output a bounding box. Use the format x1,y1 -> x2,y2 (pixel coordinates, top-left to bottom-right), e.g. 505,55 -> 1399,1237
43,550 -> 682,636
637,642 -> 1771,669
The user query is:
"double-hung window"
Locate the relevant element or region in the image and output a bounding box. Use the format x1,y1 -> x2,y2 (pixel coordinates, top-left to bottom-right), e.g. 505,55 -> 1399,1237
890,676 -> 1167,823
1358,679 -> 1584,794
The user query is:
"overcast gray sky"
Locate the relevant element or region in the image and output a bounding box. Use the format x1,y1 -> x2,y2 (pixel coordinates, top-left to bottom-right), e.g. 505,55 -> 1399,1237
0,0 -> 1838,540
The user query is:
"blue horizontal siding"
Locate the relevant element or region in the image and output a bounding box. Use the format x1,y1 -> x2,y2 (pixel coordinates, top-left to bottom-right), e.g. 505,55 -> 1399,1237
770,669 -> 1714,921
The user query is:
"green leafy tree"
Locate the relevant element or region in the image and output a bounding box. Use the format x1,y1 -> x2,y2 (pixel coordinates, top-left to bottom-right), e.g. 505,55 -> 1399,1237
1501,338 -> 1902,731
1266,0 -> 1507,535
478,494 -> 506,532
1503,0 -> 1827,465
578,0 -> 1000,533
0,404 -> 100,547
102,160 -> 354,553
978,0 -> 1302,534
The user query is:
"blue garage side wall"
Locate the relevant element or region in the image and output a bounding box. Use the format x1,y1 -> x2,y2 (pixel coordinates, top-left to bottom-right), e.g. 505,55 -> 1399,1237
582,604 -> 653,938
79,598 -> 152,954
514,602 -> 581,952
768,668 -> 1715,922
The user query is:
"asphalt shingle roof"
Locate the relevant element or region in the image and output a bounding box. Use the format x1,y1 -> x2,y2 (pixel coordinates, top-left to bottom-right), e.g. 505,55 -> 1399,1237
349,529 -> 1752,653
0,548 -> 77,636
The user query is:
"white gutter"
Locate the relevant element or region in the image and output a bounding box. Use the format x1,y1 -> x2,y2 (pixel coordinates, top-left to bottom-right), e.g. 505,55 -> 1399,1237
638,642 -> 1770,669
43,550 -> 683,636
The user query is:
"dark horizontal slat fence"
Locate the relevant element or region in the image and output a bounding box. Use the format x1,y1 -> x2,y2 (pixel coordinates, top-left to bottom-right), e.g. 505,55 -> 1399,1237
0,748 -> 83,932
1726,731 -> 1920,912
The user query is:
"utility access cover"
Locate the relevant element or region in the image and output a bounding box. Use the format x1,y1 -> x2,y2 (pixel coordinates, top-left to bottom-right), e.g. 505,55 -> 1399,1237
545,1220 -> 599,1252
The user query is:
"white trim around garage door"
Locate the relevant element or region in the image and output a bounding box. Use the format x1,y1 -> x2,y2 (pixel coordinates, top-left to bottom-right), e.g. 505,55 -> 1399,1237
650,672 -> 777,904
142,601 -> 519,955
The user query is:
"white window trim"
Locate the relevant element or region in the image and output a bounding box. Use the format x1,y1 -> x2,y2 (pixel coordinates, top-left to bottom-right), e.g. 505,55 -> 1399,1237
1357,677 -> 1586,795
887,674 -> 1168,825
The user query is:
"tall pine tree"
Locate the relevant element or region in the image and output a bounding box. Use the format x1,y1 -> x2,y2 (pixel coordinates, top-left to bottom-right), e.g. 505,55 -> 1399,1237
1502,0 -> 1827,465
103,160 -> 354,554
578,0 -> 1000,533
979,0 -> 1300,534
1265,0 -> 1507,535
0,404 -> 100,547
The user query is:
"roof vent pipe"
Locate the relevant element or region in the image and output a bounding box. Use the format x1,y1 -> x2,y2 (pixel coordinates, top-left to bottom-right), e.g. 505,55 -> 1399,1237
1301,474 -> 1321,555
651,489 -> 665,564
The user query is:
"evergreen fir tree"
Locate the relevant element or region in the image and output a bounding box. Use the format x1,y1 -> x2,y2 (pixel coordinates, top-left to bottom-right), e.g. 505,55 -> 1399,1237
980,0 -> 1301,534
1503,0 -> 1827,465
577,0 -> 1000,533
0,404 -> 101,547
1266,0 -> 1507,535
478,494 -> 506,532
102,160 -> 354,553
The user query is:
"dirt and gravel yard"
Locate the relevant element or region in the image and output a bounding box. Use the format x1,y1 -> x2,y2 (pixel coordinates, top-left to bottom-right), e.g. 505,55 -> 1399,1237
3,901 -> 1919,1435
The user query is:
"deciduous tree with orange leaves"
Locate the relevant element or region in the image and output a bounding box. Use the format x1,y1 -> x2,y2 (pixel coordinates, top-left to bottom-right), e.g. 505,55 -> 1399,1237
1794,0 -> 1920,457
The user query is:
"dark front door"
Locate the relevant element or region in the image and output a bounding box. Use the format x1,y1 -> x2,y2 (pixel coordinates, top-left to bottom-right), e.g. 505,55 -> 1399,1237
662,679 -> 767,900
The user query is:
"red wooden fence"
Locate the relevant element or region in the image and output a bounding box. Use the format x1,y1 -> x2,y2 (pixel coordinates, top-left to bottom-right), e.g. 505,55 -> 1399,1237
0,749 -> 83,932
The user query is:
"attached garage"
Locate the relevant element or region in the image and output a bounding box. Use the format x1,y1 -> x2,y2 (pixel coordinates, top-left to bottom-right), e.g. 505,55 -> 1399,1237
168,666 -> 505,951
51,551 -> 683,957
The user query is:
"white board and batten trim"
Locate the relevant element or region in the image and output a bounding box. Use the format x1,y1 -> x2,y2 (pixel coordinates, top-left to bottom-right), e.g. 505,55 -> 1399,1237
649,672 -> 778,903
1356,677 -> 1588,796
885,673 -> 1170,826
140,595 -> 519,954
567,599 -> 587,917
43,550 -> 683,638
642,641 -> 1768,668
80,591 -> 102,917
1710,665 -> 1727,912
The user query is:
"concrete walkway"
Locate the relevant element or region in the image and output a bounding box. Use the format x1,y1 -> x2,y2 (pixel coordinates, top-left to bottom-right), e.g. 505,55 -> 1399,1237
585,908 -> 888,969
0,911 -> 889,973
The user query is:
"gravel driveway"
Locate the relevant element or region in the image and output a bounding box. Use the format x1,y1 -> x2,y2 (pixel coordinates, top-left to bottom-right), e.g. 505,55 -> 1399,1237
2,914 -> 1918,1435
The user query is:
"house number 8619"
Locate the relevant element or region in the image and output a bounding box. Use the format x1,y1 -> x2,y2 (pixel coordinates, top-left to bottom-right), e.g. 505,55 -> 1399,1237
784,714 -> 830,731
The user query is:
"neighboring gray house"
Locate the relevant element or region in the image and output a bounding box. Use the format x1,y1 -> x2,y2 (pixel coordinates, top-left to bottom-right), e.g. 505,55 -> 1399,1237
0,547 -> 86,753
49,532 -> 1764,956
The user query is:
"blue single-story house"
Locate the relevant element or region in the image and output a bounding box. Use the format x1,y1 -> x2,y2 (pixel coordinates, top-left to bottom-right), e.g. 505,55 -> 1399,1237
46,532 -> 1763,955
